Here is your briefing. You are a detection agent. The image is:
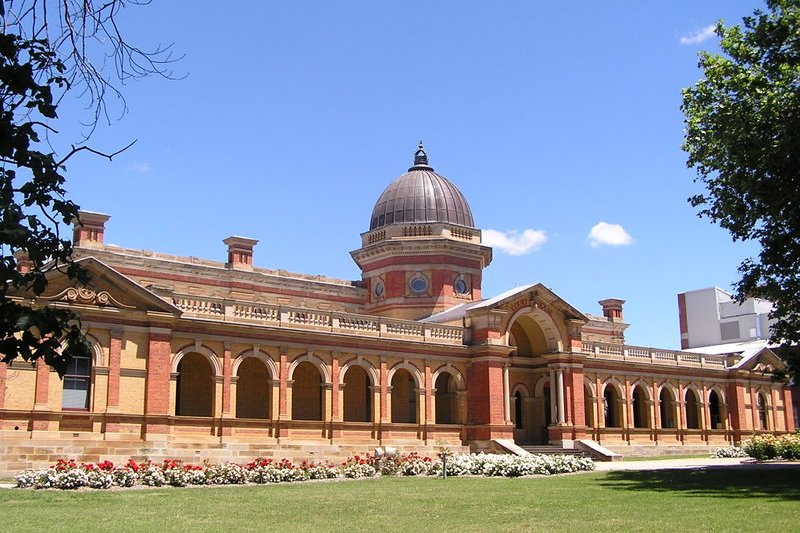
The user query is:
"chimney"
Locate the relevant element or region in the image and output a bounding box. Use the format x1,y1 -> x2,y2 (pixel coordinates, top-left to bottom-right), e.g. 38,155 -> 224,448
223,236 -> 258,270
72,211 -> 110,249
599,298 -> 625,321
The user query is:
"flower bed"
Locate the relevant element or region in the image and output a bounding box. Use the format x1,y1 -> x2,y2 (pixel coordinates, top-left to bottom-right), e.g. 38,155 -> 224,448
14,452 -> 595,490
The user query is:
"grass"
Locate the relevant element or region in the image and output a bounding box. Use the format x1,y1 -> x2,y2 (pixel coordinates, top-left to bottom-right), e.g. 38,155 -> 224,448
2,466 -> 799,532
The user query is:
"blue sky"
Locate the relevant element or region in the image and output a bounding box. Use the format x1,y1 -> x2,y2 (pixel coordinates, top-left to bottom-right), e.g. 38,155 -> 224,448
53,1 -> 764,350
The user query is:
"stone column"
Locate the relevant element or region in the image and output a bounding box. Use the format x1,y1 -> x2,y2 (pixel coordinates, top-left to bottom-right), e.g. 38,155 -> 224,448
503,364 -> 512,425
596,377 -> 605,428
652,382 -> 661,430
331,355 -> 341,422
277,347 -> 289,437
556,369 -> 565,425
750,387 -> 759,430
770,387 -> 779,431
624,378 -> 633,430
221,343 -> 232,417
549,369 -> 557,424
677,383 -> 686,430
380,358 -> 389,423
424,362 -> 433,425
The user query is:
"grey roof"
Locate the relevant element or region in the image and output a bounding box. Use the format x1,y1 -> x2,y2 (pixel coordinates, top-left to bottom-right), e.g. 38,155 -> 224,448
369,145 -> 474,230
421,285 -> 536,323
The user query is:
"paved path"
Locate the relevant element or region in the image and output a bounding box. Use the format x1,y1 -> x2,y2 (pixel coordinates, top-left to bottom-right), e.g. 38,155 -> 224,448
593,457 -> 800,471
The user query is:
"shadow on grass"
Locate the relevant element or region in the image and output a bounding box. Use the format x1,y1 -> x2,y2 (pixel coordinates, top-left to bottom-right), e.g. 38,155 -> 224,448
599,464 -> 800,502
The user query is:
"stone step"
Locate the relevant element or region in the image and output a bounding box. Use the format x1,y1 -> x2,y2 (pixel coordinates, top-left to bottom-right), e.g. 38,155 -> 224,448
519,445 -> 587,457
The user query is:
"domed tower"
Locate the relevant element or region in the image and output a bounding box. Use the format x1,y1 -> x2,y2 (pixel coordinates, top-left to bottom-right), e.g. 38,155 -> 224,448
351,143 -> 493,319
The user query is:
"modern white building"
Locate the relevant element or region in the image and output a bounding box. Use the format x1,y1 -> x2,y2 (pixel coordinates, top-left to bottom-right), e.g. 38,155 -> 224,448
678,287 -> 775,350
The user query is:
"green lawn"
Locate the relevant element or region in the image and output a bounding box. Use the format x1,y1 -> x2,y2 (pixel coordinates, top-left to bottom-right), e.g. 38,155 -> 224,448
2,467 -> 799,532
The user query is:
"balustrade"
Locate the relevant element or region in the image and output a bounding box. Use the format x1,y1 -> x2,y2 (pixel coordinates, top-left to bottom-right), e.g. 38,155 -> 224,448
170,294 -> 463,345
581,341 -> 728,369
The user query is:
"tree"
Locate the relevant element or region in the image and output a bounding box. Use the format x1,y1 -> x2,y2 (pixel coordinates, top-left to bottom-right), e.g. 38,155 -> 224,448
0,1 -> 178,375
681,0 -> 800,379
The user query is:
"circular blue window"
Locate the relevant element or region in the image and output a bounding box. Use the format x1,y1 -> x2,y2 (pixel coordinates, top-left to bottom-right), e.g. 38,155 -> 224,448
409,275 -> 428,294
374,281 -> 385,298
454,277 -> 469,295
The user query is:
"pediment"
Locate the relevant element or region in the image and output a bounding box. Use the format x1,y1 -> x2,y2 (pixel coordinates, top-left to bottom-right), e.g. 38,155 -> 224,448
736,347 -> 787,373
36,257 -> 180,315
470,283 -> 587,323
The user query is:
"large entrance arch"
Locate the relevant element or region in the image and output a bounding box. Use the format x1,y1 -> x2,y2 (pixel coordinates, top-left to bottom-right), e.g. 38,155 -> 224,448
506,307 -> 563,357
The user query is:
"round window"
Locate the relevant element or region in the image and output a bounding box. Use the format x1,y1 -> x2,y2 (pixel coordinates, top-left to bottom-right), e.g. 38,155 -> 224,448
409,275 -> 428,294
374,281 -> 385,298
454,277 -> 469,295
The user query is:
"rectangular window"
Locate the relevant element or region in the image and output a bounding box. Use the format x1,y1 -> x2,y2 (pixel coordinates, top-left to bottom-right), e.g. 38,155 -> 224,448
62,354 -> 91,410
720,321 -> 740,341
62,376 -> 89,409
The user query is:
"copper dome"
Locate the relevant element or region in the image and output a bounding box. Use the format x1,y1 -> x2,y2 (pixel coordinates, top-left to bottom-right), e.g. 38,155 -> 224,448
369,144 -> 475,231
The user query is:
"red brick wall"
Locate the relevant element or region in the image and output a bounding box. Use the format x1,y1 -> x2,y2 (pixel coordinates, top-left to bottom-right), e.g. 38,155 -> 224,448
145,333 -> 171,416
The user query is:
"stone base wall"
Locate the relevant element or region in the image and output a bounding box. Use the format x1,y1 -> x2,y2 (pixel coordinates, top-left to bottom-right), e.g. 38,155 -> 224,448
0,432 -> 469,478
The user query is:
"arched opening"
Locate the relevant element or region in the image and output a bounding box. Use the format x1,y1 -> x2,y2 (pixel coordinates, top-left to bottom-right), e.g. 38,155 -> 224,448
292,362 -> 322,421
235,357 -> 270,419
659,388 -> 676,428
584,384 -> 595,428
603,386 -> 622,428
509,314 -> 552,357
435,372 -> 459,424
685,388 -> 701,429
513,391 -> 523,430
709,390 -> 723,429
391,369 -> 417,423
757,392 -> 769,430
176,353 -> 213,417
632,386 -> 650,428
343,365 -> 371,422
62,351 -> 92,410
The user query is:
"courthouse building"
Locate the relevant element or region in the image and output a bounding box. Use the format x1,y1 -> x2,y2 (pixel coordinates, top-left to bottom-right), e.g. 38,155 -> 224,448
0,145 -> 794,473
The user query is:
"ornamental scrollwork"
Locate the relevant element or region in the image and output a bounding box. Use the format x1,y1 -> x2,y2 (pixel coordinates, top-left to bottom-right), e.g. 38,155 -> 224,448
42,286 -> 135,309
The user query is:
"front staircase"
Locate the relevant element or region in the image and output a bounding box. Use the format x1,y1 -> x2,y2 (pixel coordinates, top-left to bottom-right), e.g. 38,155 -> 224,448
518,445 -> 588,457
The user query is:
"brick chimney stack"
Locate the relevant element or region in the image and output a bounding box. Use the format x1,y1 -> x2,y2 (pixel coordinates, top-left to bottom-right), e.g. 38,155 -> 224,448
599,298 -> 625,321
72,211 -> 110,249
223,236 -> 258,270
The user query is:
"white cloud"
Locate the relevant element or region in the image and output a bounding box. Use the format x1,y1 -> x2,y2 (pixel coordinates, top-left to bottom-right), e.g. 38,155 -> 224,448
483,229 -> 547,256
130,162 -> 151,174
588,222 -> 633,248
680,24 -> 716,45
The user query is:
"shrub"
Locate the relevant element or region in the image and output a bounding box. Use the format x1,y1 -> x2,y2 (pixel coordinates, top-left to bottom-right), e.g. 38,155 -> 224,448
742,435 -> 780,460
204,461 -> 247,485
710,446 -> 748,458
341,455 -> 377,478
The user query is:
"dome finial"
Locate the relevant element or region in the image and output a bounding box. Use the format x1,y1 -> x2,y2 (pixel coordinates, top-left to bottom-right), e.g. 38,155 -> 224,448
413,141 -> 428,166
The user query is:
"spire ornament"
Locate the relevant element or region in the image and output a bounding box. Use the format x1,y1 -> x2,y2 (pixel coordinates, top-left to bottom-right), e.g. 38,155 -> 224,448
411,141 -> 432,170
414,141 -> 428,166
